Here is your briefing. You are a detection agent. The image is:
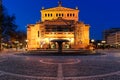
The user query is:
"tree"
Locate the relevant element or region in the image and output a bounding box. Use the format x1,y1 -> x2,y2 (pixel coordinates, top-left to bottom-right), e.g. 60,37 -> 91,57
0,2 -> 18,51
11,30 -> 26,43
0,0 -> 3,51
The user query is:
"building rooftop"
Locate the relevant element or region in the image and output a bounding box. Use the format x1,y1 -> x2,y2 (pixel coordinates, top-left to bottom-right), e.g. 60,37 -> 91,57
41,1 -> 78,11
104,28 -> 120,33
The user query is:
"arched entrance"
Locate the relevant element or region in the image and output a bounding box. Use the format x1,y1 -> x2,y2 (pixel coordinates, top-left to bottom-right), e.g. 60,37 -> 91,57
50,42 -> 57,49
51,39 -> 69,53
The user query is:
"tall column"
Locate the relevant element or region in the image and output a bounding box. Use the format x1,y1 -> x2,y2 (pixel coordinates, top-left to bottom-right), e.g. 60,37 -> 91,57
57,42 -> 63,53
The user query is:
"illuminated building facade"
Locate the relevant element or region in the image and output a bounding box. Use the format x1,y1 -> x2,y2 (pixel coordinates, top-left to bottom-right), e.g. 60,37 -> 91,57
104,28 -> 120,45
106,31 -> 120,45
27,2 -> 90,50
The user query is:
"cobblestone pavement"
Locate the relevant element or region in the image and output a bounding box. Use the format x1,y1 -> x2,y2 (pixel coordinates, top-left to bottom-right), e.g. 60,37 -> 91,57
0,49 -> 120,80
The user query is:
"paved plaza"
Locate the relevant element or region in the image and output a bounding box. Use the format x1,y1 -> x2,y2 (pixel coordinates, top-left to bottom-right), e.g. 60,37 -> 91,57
0,49 -> 120,80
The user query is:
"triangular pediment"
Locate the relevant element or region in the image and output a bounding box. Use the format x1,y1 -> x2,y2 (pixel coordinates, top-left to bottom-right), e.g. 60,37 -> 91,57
42,6 -> 78,11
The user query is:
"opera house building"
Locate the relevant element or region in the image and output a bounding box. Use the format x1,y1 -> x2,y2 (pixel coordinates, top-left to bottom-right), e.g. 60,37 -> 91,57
27,2 -> 90,50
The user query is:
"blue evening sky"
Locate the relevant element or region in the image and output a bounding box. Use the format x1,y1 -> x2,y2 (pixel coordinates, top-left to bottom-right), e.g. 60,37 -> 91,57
3,0 -> 120,40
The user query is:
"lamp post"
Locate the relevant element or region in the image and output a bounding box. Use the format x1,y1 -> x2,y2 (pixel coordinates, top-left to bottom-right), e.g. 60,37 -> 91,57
91,39 -> 95,46
0,38 -> 3,51
115,42 -> 119,48
97,43 -> 101,49
101,40 -> 106,49
14,41 -> 19,51
118,43 -> 120,48
91,39 -> 94,43
25,40 -> 28,51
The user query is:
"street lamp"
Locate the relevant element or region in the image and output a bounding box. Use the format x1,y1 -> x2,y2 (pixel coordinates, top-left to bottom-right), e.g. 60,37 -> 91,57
91,39 -> 95,43
14,41 -> 19,51
97,43 -> 101,49
101,40 -> 106,44
101,40 -> 106,49
25,40 -> 28,50
25,40 -> 28,43
0,38 -> 3,51
115,42 -> 118,48
91,39 -> 95,47
118,44 -> 120,48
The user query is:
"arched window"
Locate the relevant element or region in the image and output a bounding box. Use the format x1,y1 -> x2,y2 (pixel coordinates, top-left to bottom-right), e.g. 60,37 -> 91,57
48,14 -> 50,17
70,14 -> 72,17
73,14 -> 75,17
56,13 -> 58,17
59,14 -> 61,17
62,14 -> 64,17
45,14 -> 47,17
51,14 -> 52,17
67,14 -> 69,17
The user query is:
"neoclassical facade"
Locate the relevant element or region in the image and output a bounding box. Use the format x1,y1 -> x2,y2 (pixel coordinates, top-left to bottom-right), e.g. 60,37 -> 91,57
27,2 -> 90,50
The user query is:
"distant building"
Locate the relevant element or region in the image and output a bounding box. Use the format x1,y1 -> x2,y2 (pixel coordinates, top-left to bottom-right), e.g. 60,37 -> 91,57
27,1 -> 90,50
103,28 -> 120,45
